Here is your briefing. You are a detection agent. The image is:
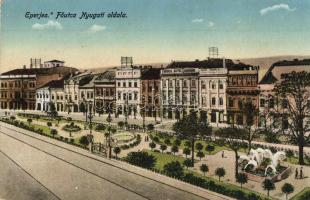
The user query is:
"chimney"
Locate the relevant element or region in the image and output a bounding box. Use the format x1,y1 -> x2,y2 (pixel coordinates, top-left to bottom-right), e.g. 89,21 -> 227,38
223,57 -> 226,69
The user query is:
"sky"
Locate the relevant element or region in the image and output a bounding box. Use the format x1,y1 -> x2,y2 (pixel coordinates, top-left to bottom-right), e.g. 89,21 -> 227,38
1,0 -> 310,72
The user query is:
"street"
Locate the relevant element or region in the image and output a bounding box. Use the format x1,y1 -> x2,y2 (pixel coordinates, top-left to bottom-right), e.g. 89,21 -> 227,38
0,121 -> 230,200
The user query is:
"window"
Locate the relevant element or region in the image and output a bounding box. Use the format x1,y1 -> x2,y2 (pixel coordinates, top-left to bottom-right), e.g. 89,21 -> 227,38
75,95 -> 77,100
134,93 -> 137,100
176,80 -> 180,87
260,99 -> 265,107
201,81 -> 206,89
118,82 -> 121,87
269,98 -> 274,108
169,80 -> 173,87
238,100 -> 243,109
219,97 -> 223,106
128,93 -> 132,100
134,82 -> 137,87
211,97 -> 216,106
118,92 -> 121,100
211,82 -> 216,89
129,82 -> 132,87
123,93 -> 126,100
123,82 -> 126,87
219,81 -> 223,89
191,80 -> 196,87
229,98 -> 234,107
237,114 -> 243,125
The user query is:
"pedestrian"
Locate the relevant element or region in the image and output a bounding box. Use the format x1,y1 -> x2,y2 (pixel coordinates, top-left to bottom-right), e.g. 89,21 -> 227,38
222,151 -> 224,158
295,168 -> 299,179
300,167 -> 303,179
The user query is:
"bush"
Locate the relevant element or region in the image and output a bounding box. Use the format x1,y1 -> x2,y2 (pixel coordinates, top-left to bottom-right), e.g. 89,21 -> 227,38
95,123 -> 106,131
153,136 -> 159,143
50,129 -> 57,137
79,135 -> 89,147
125,151 -> 156,169
163,161 -> 184,178
146,124 -> 154,131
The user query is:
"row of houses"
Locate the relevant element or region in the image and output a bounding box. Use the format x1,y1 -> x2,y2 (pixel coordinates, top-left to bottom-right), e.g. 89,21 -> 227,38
1,58 -> 310,128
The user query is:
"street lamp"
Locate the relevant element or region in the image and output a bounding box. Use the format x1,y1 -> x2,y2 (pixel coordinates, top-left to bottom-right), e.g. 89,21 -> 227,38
106,103 -> 113,158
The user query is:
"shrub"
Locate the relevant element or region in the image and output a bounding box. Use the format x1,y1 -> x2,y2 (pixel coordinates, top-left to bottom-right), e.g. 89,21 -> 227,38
206,144 -> 215,154
163,161 -> 184,178
183,148 -> 191,158
164,138 -> 171,145
183,159 -> 193,169
200,164 -> 209,176
173,139 -> 181,147
79,135 -> 89,147
47,122 -> 52,128
171,145 -> 179,155
215,167 -> 226,181
113,147 -> 121,158
125,151 -> 156,169
195,142 -> 203,152
153,136 -> 159,143
146,124 -> 154,131
160,144 -> 167,153
50,129 -> 57,137
196,151 -> 205,160
149,142 -> 156,150
95,123 -> 106,131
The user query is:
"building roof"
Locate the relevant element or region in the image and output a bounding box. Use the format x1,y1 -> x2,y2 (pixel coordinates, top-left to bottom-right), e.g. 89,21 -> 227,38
1,66 -> 77,76
37,79 -> 65,90
259,58 -> 310,84
166,58 -> 255,70
44,60 -> 65,63
79,74 -> 96,87
141,68 -> 161,80
94,70 -> 115,82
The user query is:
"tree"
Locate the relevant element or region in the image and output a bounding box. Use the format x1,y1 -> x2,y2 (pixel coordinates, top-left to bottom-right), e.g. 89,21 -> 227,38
195,142 -> 203,152
171,145 -> 179,155
113,147 -> 121,159
281,183 -> 294,200
183,148 -> 191,158
242,101 -> 261,154
125,151 -> 156,169
183,159 -> 192,169
273,71 -> 310,165
173,111 -> 212,165
47,121 -> 52,129
149,142 -> 156,150
215,127 -> 246,178
184,140 -> 191,148
27,118 -> 32,126
164,138 -> 171,146
56,116 -> 61,125
215,167 -> 226,181
35,115 -> 40,122
196,151 -> 205,161
163,161 -> 184,178
236,173 -> 248,188
79,102 -> 86,115
200,164 -> 209,176
206,144 -> 215,155
49,102 -> 58,117
50,129 -> 57,137
262,179 -> 275,197
79,135 -> 89,147
160,144 -> 167,153
147,124 -> 154,131
117,121 -> 125,129
10,116 -> 16,121
67,117 -> 72,122
173,139 -> 181,147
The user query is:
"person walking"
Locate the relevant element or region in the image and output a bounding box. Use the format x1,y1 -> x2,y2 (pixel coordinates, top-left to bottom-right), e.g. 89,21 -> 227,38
295,168 -> 299,179
300,167 -> 303,179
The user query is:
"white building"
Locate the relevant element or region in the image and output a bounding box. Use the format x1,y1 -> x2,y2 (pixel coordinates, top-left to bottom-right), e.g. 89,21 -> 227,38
36,85 -> 51,112
115,67 -> 141,118
199,68 -> 227,126
43,60 -> 65,68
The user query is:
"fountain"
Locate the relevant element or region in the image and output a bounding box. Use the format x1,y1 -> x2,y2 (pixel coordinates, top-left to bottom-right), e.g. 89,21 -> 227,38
238,148 -> 290,182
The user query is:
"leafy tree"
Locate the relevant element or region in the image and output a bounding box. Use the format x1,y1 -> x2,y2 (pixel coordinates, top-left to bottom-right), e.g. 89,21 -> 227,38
163,161 -> 184,178
242,101 -> 261,154
262,179 -> 275,197
171,145 -> 179,155
196,151 -> 205,160
50,129 -> 57,137
273,71 -> 310,165
125,151 -> 156,169
117,121 -> 125,129
10,116 -> 16,121
281,183 -> 294,200
173,110 -> 212,165
164,138 -> 171,146
79,135 -> 89,147
200,164 -> 209,176
113,147 -> 121,158
79,102 -> 86,114
47,121 -> 52,129
236,173 -> 248,188
206,144 -> 215,155
147,124 -> 154,131
149,142 -> 156,150
27,118 -> 32,126
49,102 -> 58,117
195,142 -> 203,152
56,116 -> 61,125
35,115 -> 40,122
183,159 -> 193,169
153,136 -> 159,143
160,144 -> 167,153
183,148 -> 191,158
184,140 -> 191,148
215,167 -> 226,181
173,139 -> 181,147
215,127 -> 246,178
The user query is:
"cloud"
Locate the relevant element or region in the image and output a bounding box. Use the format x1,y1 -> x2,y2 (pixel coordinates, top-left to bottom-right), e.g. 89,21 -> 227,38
260,4 -> 296,15
192,18 -> 204,23
88,24 -> 106,32
32,20 -> 63,30
208,21 -> 215,28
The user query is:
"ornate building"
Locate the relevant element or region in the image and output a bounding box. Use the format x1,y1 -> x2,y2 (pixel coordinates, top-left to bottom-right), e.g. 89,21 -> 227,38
226,67 -> 259,125
0,60 -> 77,110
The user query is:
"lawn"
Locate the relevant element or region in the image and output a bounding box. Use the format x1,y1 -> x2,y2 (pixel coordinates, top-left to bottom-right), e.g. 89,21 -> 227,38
143,149 -> 269,200
291,187 -> 310,200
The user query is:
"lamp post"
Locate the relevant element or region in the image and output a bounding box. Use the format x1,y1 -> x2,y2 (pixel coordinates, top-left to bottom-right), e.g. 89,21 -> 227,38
106,104 -> 112,158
